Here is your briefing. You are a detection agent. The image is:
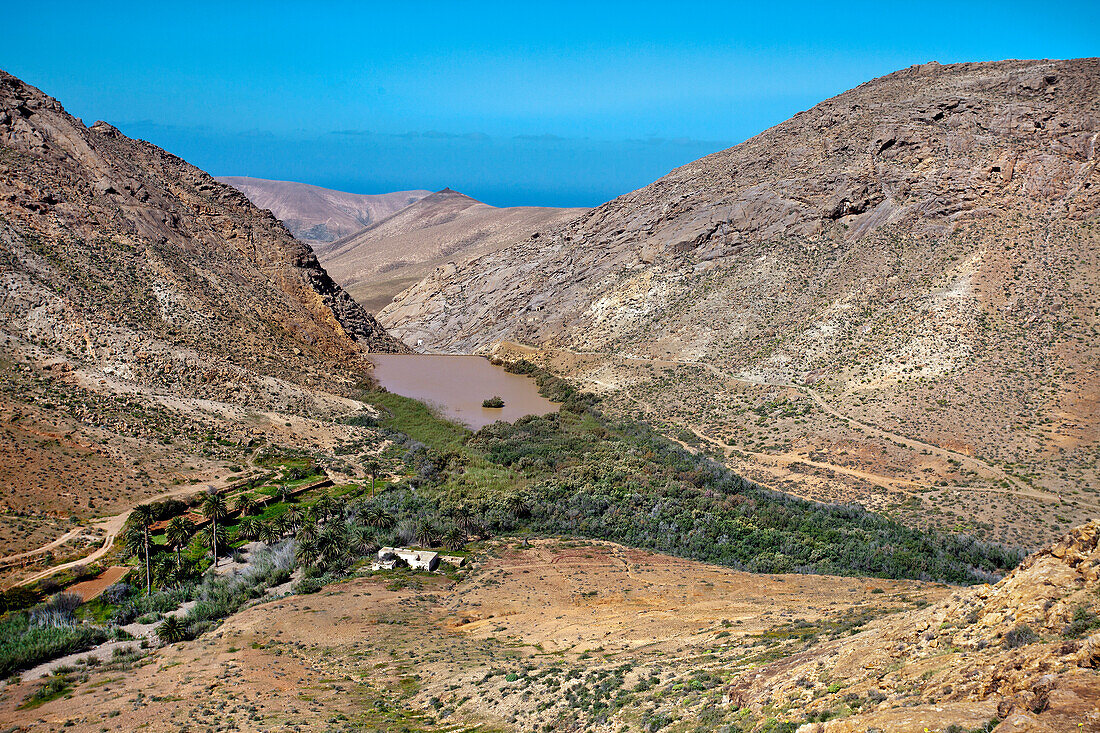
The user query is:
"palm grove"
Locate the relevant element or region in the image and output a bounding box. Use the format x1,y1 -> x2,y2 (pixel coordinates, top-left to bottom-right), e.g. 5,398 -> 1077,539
1,361 -> 1023,676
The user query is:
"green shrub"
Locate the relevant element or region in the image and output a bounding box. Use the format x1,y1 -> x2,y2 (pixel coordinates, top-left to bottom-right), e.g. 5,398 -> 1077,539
19,672 -> 72,709
1065,605 -> 1100,638
0,613 -> 108,678
156,616 -> 186,644
1004,624 -> 1038,648
295,577 -> 321,594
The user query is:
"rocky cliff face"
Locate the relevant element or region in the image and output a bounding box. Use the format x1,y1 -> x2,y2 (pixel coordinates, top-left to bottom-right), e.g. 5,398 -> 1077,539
0,70 -> 405,397
381,59 -> 1098,357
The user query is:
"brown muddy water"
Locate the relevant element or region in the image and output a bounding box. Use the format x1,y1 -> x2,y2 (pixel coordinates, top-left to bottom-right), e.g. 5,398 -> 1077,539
368,354 -> 559,430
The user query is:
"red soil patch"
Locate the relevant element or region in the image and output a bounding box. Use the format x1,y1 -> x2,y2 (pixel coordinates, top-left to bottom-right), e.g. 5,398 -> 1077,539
67,566 -> 130,602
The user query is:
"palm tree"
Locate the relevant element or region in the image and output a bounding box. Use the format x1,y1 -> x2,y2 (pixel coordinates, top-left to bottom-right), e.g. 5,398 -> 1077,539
236,516 -> 263,542
125,505 -> 156,594
152,555 -> 177,587
200,492 -> 228,567
165,516 -> 195,572
281,506 -> 303,534
365,460 -> 381,498
311,495 -> 339,523
296,520 -> 319,546
257,520 -> 281,545
365,506 -> 395,531
414,520 -> 438,548
277,484 -> 295,504
316,523 -> 349,569
348,524 -> 378,557
233,493 -> 258,517
122,524 -> 148,594
443,525 -> 467,551
295,535 -> 318,569
452,503 -> 477,535
197,524 -> 228,563
156,615 -> 186,644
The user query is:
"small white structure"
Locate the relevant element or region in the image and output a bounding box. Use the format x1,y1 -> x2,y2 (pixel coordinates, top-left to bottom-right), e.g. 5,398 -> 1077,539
439,555 -> 466,567
374,547 -> 439,572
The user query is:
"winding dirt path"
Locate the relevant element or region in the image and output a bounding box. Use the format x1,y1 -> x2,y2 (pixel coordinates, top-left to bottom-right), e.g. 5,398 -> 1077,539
529,343 -> 1075,506
581,372 -> 925,496
1,469 -> 266,589
0,526 -> 89,567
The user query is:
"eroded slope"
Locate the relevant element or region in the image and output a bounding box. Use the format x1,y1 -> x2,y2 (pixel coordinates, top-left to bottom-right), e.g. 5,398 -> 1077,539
0,71 -> 403,552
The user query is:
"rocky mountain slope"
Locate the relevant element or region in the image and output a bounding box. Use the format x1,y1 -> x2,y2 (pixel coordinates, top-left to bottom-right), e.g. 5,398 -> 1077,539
315,188 -> 585,312
380,59 -> 1100,545
0,70 -> 403,545
216,175 -> 430,247
731,521 -> 1100,732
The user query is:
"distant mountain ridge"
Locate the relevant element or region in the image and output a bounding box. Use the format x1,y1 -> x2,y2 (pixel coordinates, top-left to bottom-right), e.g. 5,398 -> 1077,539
216,175 -> 431,247
314,187 -> 586,312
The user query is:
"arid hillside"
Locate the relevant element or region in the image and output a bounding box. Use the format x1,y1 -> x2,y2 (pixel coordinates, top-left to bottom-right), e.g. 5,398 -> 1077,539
316,188 -> 585,312
216,175 -> 431,247
0,70 -> 403,552
4,526 -> 1096,732
381,59 -> 1100,547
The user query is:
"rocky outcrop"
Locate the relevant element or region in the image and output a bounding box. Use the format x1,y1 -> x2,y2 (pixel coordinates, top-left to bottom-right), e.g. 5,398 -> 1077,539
0,69 -> 406,400
727,522 -> 1100,732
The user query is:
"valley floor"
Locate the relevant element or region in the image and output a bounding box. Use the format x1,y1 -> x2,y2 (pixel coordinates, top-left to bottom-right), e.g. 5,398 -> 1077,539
4,528 -> 1097,733
490,342 -> 1099,549
0,538 -> 948,732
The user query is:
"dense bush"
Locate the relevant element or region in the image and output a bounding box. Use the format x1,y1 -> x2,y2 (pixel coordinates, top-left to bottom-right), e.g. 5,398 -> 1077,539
0,612 -> 108,678
0,586 -> 41,614
182,541 -> 296,636
100,583 -> 132,605
111,584 -> 194,625
1004,623 -> 1039,648
357,362 -> 1025,585
462,401 -> 1022,584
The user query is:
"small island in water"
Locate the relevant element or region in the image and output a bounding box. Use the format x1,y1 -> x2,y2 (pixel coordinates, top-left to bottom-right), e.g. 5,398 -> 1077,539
482,395 -> 505,408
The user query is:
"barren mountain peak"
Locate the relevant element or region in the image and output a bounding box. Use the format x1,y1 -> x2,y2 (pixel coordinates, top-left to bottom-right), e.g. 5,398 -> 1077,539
216,175 -> 432,246
0,67 -> 407,383
314,184 -> 586,312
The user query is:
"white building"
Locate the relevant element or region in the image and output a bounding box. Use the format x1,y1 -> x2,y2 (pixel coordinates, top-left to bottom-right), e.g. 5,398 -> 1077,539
374,547 -> 439,572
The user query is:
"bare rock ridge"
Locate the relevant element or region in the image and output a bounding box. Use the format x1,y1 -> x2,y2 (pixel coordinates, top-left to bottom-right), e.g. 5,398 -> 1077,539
215,175 -> 431,247
381,58 -> 1099,353
0,69 -> 406,395
314,187 -> 586,312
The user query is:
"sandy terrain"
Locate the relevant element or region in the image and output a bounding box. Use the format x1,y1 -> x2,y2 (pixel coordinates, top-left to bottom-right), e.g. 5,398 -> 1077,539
0,539 -> 946,731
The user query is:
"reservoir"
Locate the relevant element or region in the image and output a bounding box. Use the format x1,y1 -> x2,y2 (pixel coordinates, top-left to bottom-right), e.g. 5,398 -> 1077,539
368,354 -> 560,430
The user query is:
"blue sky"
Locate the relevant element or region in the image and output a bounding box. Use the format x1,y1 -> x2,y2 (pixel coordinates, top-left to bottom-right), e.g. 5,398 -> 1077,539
2,1 -> 1097,206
